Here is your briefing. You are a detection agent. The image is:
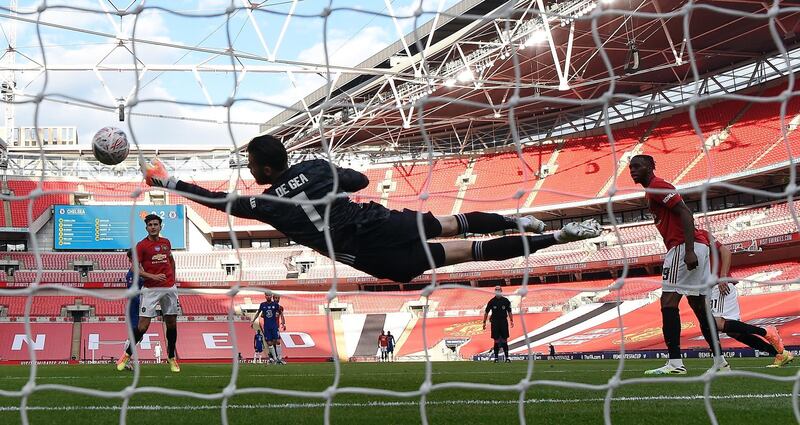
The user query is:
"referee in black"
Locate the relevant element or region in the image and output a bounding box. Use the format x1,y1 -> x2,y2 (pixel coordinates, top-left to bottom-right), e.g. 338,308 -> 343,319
483,286 -> 514,362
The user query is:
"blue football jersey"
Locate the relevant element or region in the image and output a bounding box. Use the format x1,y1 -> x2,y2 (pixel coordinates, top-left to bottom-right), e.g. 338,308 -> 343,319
259,302 -> 280,328
125,269 -> 144,289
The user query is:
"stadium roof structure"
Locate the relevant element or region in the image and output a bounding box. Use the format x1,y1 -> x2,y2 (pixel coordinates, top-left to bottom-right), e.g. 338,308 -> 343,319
260,0 -> 800,158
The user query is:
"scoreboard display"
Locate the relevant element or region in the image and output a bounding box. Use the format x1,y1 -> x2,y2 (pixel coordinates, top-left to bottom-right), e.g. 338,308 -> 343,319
53,205 -> 186,250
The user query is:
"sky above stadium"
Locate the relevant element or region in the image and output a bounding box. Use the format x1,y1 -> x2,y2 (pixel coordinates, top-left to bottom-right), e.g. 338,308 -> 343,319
2,0 -> 458,149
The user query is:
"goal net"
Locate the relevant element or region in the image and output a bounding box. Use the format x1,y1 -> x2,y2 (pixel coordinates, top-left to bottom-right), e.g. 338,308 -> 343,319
0,0 -> 799,424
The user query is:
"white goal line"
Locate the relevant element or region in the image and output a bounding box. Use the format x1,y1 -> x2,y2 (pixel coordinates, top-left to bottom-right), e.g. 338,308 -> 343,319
0,393 -> 792,412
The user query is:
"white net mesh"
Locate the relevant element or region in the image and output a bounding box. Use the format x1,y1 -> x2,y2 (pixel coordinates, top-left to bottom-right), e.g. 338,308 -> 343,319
0,1 -> 799,424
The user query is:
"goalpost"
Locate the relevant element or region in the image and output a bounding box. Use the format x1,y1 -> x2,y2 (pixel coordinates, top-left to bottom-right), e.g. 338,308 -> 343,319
86,340 -> 128,364
0,1 -> 799,424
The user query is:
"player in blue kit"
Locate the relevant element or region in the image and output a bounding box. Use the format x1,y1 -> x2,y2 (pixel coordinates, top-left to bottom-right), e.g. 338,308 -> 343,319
386,331 -> 396,362
253,330 -> 265,363
252,295 -> 285,365
122,249 -> 144,370
272,295 -> 287,363
125,249 -> 144,331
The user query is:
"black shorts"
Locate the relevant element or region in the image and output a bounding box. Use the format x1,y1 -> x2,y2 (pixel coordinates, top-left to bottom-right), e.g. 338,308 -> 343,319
491,320 -> 509,340
353,209 -> 446,283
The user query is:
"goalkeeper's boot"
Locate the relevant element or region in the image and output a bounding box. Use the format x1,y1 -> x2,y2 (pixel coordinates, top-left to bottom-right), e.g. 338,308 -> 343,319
115,353 -> 130,372
644,363 -> 687,375
519,215 -> 546,234
556,219 -> 602,242
766,350 -> 794,368
168,357 -> 181,373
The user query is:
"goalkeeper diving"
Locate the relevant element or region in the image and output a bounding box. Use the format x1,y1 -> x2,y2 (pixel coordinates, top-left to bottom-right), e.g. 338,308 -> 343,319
143,135 -> 601,283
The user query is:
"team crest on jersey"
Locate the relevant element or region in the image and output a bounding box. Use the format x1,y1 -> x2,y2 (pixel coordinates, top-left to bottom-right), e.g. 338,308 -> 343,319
155,246 -> 161,252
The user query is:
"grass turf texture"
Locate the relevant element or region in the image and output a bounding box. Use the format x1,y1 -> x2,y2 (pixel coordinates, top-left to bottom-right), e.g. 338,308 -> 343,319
0,359 -> 797,424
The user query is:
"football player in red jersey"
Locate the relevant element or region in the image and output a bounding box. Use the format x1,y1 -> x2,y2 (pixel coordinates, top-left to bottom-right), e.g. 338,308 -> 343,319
378,331 -> 389,362
630,155 -> 725,375
116,214 -> 181,373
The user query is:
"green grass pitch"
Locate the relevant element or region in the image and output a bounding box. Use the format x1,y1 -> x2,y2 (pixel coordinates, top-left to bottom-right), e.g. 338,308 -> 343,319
0,359 -> 797,424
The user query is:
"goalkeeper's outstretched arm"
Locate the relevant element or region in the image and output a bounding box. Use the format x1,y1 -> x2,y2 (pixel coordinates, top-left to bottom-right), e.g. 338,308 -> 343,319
143,159 -> 368,219
144,159 -> 260,220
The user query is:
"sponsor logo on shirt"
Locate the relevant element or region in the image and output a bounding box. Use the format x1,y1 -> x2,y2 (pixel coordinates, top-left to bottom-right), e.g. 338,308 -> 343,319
662,192 -> 676,204
250,197 -> 257,209
152,253 -> 168,261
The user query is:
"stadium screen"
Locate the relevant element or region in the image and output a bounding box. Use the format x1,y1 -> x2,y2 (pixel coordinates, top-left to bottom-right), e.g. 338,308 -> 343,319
53,205 -> 186,250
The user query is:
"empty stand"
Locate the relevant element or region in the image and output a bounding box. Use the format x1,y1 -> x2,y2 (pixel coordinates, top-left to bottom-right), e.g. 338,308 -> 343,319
0,295 -> 77,316
461,148 -> 552,212
8,180 -> 72,227
382,159 -> 466,215
536,128 -> 641,206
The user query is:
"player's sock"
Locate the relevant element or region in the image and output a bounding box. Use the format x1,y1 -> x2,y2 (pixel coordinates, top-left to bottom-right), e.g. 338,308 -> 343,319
662,307 -> 682,360
687,296 -> 722,357
492,343 -> 500,360
166,327 -> 177,359
454,212 -> 518,235
275,344 -> 283,360
729,332 -> 778,356
124,329 -> 144,356
722,320 -> 767,337
269,345 -> 278,360
668,358 -> 684,368
472,235 -> 557,261
501,342 -> 509,359
697,318 -> 722,358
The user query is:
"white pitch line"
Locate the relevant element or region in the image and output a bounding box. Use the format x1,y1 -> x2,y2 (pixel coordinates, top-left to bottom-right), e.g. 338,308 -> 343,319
0,393 -> 793,412
2,365 -> 796,380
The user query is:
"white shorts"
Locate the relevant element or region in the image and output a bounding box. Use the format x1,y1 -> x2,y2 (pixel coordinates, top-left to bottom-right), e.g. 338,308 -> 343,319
709,284 -> 741,321
140,286 -> 180,317
661,243 -> 711,296
380,346 -> 388,353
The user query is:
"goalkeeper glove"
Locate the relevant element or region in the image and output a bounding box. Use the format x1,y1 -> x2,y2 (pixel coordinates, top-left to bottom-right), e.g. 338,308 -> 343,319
144,158 -> 178,189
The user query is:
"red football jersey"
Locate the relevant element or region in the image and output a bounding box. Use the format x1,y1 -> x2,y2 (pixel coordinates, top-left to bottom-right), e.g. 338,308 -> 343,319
645,176 -> 709,250
136,236 -> 175,288
378,335 -> 388,347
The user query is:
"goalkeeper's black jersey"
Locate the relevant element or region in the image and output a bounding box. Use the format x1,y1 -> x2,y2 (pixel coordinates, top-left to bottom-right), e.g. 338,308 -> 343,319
176,159 -> 390,255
